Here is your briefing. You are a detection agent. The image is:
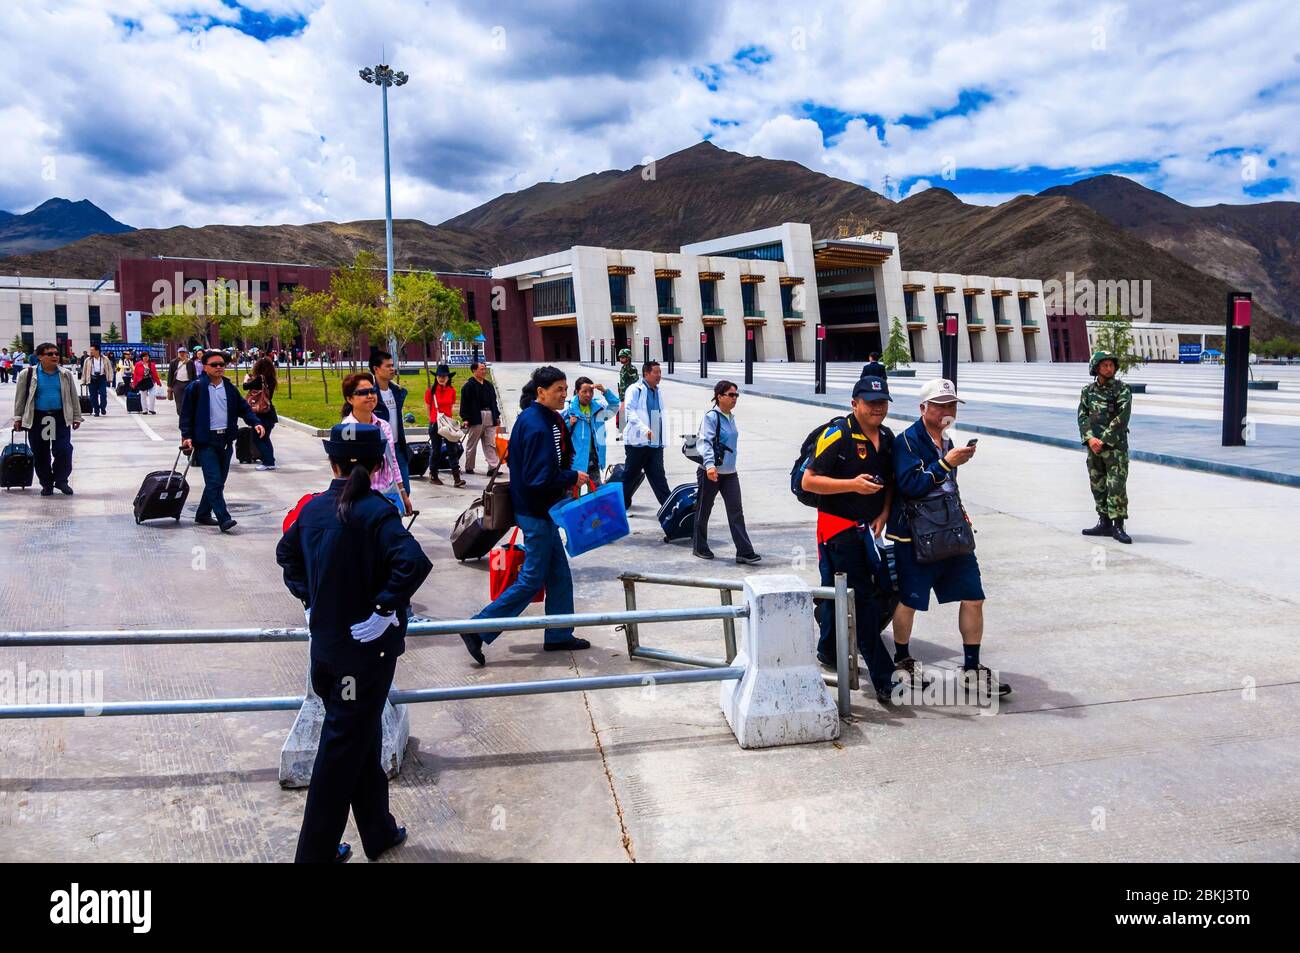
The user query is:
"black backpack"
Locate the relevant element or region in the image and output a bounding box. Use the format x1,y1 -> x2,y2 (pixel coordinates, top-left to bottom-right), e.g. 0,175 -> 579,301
790,416 -> 848,508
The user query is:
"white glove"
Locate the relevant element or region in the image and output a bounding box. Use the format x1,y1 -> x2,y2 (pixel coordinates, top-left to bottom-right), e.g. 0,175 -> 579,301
350,611 -> 396,643
303,607 -> 312,625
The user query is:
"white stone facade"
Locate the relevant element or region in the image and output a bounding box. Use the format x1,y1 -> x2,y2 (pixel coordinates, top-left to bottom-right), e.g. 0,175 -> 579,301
0,276 -> 123,355
492,223 -> 1051,363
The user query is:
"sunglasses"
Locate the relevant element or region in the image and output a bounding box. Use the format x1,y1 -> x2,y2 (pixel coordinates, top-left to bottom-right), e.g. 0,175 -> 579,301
206,361 -> 226,368
352,387 -> 377,397
721,391 -> 739,398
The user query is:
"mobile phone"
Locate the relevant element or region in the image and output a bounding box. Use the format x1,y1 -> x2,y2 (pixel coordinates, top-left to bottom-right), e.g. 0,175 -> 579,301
965,439 -> 979,448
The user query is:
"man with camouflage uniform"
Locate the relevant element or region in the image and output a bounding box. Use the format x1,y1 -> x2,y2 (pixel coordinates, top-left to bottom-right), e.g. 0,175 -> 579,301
615,347 -> 638,435
1078,351 -> 1133,544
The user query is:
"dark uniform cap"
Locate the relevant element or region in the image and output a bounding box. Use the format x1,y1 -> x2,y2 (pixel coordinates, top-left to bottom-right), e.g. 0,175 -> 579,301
321,422 -> 386,463
852,375 -> 892,402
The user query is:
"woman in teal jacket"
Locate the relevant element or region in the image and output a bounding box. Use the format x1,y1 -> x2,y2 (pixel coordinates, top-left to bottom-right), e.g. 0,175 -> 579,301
564,376 -> 620,484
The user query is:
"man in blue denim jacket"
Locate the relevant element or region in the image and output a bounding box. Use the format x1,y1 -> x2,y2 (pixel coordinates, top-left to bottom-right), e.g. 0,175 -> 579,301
886,378 -> 1009,696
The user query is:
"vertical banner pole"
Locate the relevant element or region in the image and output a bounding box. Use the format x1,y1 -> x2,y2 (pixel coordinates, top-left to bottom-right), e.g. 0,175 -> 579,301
700,330 -> 708,380
1222,292 -> 1251,447
942,313 -> 959,389
744,328 -> 754,385
667,334 -> 675,376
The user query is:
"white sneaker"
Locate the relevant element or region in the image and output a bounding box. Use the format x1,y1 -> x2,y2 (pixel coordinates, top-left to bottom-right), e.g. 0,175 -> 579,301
256,464 -> 277,471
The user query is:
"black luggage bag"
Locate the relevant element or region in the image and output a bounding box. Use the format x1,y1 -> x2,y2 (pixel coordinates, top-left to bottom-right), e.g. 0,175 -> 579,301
235,426 -> 261,464
657,481 -> 698,543
134,448 -> 193,523
407,441 -> 431,478
451,498 -> 509,561
125,388 -> 143,413
2,432 -> 35,490
79,385 -> 92,415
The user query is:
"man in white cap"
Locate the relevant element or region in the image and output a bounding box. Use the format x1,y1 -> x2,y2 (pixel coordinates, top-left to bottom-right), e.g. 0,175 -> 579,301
885,378 -> 1009,697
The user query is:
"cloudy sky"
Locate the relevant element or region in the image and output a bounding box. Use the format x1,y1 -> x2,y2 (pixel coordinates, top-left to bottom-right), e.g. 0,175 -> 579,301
2,0 -> 1297,229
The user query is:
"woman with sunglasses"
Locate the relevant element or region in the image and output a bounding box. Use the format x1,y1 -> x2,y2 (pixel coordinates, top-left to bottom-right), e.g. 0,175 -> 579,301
692,380 -> 760,565
341,372 -> 412,516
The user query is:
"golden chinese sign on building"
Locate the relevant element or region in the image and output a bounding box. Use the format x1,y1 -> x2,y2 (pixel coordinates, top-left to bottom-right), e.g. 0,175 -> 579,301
832,213 -> 883,243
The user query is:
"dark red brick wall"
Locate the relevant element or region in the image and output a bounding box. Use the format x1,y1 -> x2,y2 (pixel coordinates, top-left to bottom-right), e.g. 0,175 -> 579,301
115,258 -> 537,362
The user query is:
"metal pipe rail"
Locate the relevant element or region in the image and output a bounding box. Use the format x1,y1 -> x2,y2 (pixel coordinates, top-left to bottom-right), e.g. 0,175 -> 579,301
0,605 -> 749,648
0,668 -> 746,720
618,570 -> 860,717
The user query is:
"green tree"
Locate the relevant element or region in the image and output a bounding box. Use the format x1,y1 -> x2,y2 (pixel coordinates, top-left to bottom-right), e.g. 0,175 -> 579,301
1092,308 -> 1140,373
386,271 -> 479,384
104,322 -> 123,344
326,251 -> 385,370
881,316 -> 911,370
287,288 -> 337,405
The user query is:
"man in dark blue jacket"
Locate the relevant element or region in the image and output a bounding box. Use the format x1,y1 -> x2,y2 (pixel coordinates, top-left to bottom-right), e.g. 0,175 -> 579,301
369,350 -> 411,493
180,351 -> 264,532
886,378 -> 1009,697
460,366 -> 592,666
277,423 -> 433,863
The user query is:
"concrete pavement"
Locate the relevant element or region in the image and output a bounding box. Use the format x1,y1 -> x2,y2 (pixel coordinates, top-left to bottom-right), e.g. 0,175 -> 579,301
1,367 -> 1296,862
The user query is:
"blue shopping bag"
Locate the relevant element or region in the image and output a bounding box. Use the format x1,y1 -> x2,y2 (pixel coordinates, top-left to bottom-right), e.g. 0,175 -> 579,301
548,481 -> 630,557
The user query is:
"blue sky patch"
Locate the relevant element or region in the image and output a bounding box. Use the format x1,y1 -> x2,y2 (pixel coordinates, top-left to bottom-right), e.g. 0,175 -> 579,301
896,89 -> 994,129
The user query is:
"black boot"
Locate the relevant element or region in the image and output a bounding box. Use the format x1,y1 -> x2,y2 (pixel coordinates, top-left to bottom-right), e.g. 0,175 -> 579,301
1081,515 -> 1113,536
1111,519 -> 1132,544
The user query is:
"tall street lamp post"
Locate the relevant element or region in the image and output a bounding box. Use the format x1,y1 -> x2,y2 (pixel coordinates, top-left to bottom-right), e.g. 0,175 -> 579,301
359,62 -> 408,357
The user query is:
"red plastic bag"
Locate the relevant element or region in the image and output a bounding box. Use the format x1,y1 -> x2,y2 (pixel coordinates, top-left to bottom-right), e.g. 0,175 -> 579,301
489,527 -> 544,603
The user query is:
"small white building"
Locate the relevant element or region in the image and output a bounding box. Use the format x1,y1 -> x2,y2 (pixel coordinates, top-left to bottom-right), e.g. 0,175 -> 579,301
0,275 -> 123,357
491,222 -> 1050,364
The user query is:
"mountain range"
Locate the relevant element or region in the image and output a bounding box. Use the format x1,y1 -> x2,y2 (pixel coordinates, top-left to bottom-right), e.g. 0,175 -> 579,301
0,197 -> 133,258
0,143 -> 1294,339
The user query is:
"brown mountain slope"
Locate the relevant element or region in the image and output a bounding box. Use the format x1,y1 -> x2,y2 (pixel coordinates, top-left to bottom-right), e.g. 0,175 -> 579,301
3,143 -> 1292,338
1042,175 -> 1300,323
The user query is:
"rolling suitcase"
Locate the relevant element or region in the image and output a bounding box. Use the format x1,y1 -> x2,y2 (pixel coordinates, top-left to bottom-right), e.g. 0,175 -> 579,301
125,388 -> 143,413
451,498 -> 509,561
657,482 -> 698,543
235,426 -> 261,464
2,432 -> 35,490
134,448 -> 192,523
407,441 -> 431,478
79,385 -> 92,415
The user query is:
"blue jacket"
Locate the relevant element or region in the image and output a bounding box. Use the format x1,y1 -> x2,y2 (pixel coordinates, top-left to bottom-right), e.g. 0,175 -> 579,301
564,390 -> 619,472
372,380 -> 409,458
276,479 -> 433,670
180,377 -> 262,446
886,418 -> 960,541
510,401 -> 577,518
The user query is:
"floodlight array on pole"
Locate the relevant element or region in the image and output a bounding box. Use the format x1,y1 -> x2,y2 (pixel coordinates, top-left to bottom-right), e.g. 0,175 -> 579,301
359,62 -> 409,357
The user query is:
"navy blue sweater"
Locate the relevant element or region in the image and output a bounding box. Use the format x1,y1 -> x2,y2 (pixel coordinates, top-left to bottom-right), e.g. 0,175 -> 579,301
509,401 -> 578,518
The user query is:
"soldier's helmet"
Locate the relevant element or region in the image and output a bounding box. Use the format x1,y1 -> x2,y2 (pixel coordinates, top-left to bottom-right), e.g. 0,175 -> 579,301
1089,350 -> 1118,375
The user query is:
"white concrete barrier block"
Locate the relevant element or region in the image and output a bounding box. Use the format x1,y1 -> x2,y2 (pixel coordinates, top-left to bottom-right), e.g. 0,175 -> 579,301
720,574 -> 840,749
278,648 -> 410,788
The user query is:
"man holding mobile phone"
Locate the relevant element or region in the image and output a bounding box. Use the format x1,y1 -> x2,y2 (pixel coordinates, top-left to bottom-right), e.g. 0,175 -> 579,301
887,378 -> 1009,698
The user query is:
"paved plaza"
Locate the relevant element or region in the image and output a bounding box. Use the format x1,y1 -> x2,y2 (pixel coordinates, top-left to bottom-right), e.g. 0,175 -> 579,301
659,360 -> 1300,485
1,363 -> 1297,862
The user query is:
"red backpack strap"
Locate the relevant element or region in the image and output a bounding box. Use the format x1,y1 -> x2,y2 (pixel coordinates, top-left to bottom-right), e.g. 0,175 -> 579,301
283,492 -> 319,533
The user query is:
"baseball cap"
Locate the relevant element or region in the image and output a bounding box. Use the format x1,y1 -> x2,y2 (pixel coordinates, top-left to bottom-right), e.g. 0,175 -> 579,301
919,378 -> 965,404
852,375 -> 891,401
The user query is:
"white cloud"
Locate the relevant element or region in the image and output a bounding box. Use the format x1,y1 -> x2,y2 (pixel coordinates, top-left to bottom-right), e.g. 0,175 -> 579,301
0,0 -> 1296,232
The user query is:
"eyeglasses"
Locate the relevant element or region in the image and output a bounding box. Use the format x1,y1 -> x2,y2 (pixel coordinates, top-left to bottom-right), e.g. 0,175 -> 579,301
352,387 -> 377,397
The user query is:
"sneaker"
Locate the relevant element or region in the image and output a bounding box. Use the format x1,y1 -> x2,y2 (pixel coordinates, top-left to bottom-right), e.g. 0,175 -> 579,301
256,464 -> 277,471
892,656 -> 932,687
962,664 -> 1011,697
543,637 -> 591,652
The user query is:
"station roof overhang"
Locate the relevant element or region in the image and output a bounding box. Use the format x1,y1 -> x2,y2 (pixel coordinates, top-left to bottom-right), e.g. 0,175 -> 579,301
812,240 -> 894,272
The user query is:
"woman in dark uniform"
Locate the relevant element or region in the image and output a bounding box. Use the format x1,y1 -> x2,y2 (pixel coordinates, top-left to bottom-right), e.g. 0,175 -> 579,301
276,423 -> 433,863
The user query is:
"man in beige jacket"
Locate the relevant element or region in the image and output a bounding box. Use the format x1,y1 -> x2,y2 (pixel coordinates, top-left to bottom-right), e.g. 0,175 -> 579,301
12,342 -> 83,495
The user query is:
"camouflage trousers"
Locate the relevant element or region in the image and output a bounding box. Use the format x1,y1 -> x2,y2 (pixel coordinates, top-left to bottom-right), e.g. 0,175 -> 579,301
1087,447 -> 1129,519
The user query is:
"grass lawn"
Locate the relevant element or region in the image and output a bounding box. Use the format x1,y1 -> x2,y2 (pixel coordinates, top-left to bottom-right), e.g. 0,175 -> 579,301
263,364 -> 492,430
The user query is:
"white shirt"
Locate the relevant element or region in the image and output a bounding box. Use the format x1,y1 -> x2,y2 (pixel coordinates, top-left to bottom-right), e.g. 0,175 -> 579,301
175,360 -> 190,382
208,379 -> 228,432
91,357 -> 105,375
379,385 -> 398,422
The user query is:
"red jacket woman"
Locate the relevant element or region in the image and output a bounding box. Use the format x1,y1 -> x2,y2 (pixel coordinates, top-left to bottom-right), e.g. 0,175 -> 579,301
422,364 -> 464,487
